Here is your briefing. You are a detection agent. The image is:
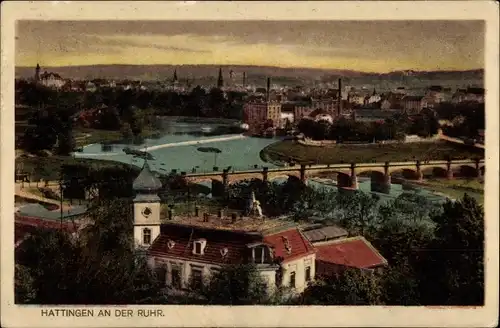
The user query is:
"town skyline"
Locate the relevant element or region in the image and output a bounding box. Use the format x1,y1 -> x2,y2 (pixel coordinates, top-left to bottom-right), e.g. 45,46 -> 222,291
16,20 -> 484,73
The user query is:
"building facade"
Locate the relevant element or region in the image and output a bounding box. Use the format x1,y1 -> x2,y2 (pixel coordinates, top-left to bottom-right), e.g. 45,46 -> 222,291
243,101 -> 283,131
132,161 -> 317,295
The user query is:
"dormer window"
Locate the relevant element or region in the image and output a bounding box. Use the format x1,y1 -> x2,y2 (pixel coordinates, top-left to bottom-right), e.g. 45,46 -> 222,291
193,239 -> 207,255
247,243 -> 271,264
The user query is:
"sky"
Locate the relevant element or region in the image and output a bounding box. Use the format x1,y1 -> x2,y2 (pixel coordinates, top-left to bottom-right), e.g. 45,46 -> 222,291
16,20 -> 484,73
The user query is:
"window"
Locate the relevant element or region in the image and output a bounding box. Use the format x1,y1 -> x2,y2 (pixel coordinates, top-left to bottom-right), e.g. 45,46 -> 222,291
305,266 -> 311,282
193,239 -> 206,255
253,246 -> 264,264
289,271 -> 296,288
190,268 -> 203,289
194,242 -> 202,254
142,228 -> 151,245
171,267 -> 181,289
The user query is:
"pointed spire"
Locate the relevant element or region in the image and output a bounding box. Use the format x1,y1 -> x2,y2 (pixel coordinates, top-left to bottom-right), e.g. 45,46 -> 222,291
173,68 -> 178,83
217,67 -> 224,88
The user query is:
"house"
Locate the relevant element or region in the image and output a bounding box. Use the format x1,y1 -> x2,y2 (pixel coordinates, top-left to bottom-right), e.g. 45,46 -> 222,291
452,87 -> 485,104
313,236 -> 388,276
402,95 -> 426,114
39,71 -> 66,89
132,162 -> 316,294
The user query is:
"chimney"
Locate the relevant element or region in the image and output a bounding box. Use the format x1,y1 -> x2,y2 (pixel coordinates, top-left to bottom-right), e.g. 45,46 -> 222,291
231,213 -> 237,223
218,208 -> 224,218
243,72 -> 246,88
338,78 -> 342,116
203,213 -> 209,222
168,208 -> 173,220
195,206 -> 200,217
266,77 -> 271,102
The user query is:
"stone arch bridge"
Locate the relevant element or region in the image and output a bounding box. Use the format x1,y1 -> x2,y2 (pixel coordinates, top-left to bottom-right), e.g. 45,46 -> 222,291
181,158 -> 485,195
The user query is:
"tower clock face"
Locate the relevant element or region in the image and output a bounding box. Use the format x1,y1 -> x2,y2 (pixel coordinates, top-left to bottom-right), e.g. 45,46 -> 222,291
142,207 -> 152,218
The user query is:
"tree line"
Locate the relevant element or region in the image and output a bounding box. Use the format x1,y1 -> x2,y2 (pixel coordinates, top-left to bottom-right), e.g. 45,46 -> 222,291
16,173 -> 484,306
297,109 -> 440,142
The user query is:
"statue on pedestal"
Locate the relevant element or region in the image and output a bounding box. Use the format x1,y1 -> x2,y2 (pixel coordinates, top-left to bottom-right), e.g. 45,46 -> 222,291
246,191 -> 263,217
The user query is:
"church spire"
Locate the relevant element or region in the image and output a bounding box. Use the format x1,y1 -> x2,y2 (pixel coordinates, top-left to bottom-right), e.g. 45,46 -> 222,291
173,68 -> 178,83
35,63 -> 41,82
217,67 -> 224,88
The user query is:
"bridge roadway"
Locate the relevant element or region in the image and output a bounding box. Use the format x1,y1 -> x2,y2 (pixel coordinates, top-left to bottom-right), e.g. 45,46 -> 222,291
184,159 -> 485,178
181,158 -> 485,192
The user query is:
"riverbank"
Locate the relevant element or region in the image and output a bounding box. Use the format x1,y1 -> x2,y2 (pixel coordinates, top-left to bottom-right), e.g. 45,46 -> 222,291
411,178 -> 484,204
261,140 -> 484,165
138,134 -> 246,151
16,155 -> 138,182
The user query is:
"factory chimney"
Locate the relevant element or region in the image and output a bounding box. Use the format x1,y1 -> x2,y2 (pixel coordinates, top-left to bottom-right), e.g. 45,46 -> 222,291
266,77 -> 271,102
337,78 -> 342,116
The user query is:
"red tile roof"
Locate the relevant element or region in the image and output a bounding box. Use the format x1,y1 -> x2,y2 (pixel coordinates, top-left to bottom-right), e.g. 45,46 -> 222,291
148,223 -> 263,265
148,224 -> 315,265
314,237 -> 387,269
15,215 -> 78,233
264,228 -> 315,263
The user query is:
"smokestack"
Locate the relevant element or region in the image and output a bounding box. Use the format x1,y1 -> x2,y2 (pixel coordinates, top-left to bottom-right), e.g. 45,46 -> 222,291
266,77 -> 271,102
338,78 -> 342,116
243,72 -> 246,88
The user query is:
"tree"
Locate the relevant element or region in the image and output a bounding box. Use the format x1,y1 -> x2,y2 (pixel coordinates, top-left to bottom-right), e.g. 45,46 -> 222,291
418,194 -> 484,305
55,128 -> 76,156
15,199 -> 168,305
299,268 -> 383,305
120,122 -> 134,141
200,264 -> 270,305
15,264 -> 36,304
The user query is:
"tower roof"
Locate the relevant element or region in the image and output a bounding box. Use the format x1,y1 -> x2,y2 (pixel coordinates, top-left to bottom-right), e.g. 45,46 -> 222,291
133,160 -> 162,192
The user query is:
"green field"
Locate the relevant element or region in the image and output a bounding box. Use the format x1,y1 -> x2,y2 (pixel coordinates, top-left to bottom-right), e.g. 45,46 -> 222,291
416,178 -> 484,204
16,155 -> 138,181
261,140 -> 484,165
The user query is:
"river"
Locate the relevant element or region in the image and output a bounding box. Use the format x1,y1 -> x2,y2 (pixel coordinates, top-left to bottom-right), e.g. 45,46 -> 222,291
73,118 -> 448,203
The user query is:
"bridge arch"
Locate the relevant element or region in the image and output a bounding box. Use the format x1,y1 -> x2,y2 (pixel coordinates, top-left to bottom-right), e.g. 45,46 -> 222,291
457,165 -> 479,178
355,167 -> 385,176
420,166 -> 449,178
389,168 -> 420,180
267,170 -> 301,182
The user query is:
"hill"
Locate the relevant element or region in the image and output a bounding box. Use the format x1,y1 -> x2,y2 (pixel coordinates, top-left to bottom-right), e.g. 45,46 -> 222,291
15,64 -> 483,86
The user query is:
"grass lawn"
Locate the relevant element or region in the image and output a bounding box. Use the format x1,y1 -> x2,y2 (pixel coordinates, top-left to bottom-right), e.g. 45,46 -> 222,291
74,127 -> 162,148
417,178 -> 484,204
16,155 -> 138,181
261,140 -> 484,165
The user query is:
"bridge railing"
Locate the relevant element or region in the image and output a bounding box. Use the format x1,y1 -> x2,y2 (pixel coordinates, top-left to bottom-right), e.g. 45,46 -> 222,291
181,158 -> 484,177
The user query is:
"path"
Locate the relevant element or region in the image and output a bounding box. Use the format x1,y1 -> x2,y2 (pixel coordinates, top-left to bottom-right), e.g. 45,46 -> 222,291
439,134 -> 485,149
15,182 -> 73,210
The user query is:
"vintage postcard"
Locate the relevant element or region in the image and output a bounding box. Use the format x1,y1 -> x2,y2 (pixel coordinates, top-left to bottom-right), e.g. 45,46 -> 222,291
1,1 -> 499,327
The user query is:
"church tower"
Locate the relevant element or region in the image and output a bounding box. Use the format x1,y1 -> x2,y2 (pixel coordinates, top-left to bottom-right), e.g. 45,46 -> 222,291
35,63 -> 41,82
173,68 -> 178,83
217,67 -> 224,89
132,160 -> 163,249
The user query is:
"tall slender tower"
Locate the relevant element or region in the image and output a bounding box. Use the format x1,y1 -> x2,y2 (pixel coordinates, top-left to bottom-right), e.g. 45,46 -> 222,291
35,63 -> 41,82
337,78 -> 342,116
173,68 -> 178,83
132,160 -> 163,249
217,67 -> 224,88
266,77 -> 271,102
